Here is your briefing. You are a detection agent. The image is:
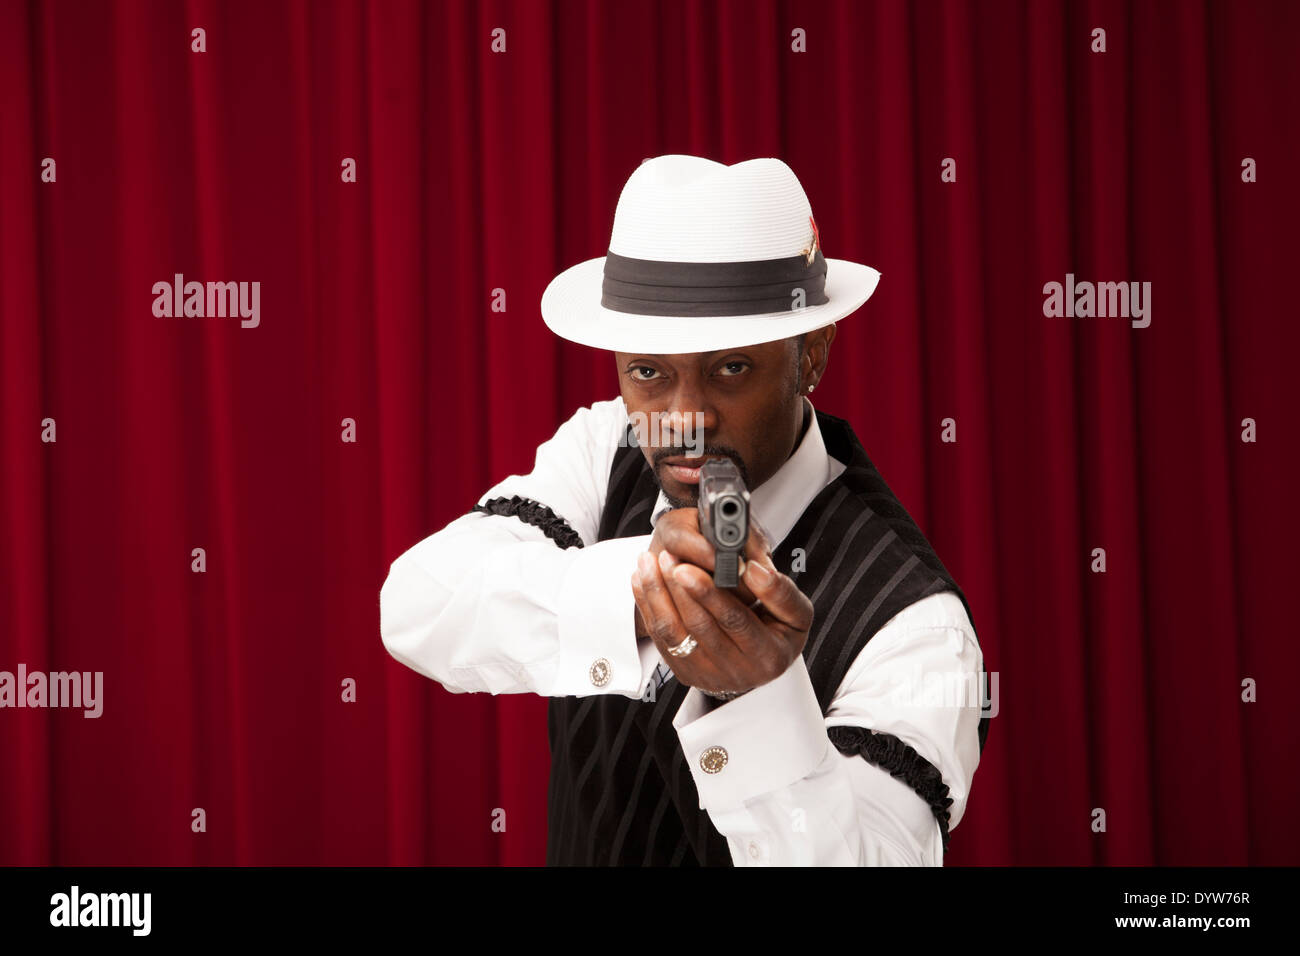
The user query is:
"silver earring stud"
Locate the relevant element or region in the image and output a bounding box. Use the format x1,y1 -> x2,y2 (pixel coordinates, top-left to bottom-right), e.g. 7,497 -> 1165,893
807,384 -> 815,393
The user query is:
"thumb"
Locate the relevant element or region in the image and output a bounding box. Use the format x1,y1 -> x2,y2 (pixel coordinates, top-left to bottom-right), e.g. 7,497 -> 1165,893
742,559 -> 812,631
746,513 -> 774,562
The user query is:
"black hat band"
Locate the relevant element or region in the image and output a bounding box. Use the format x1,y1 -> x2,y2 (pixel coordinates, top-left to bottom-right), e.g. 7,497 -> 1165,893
601,248 -> 828,317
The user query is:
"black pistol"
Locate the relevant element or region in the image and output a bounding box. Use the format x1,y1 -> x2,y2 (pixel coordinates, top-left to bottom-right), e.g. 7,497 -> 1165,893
697,458 -> 749,588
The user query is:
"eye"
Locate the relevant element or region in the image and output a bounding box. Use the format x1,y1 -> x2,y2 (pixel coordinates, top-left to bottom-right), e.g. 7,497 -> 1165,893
717,360 -> 750,377
629,366 -> 662,382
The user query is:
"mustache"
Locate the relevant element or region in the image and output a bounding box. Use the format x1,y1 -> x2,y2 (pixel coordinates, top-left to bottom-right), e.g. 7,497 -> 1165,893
651,444 -> 751,487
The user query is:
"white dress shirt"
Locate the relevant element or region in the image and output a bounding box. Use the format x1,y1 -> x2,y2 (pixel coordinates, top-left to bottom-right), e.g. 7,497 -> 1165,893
379,396 -> 984,866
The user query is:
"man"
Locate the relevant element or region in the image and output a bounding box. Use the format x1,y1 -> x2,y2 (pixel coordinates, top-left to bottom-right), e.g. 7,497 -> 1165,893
380,155 -> 988,866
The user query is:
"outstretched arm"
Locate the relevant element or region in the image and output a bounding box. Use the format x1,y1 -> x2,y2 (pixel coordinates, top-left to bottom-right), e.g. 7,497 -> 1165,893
379,398 -> 663,699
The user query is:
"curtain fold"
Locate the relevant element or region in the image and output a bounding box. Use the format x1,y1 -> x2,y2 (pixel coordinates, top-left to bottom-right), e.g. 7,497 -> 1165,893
1,0 -> 1295,866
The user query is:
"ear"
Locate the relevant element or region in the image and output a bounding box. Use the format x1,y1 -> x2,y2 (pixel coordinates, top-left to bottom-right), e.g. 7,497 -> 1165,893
803,323 -> 836,391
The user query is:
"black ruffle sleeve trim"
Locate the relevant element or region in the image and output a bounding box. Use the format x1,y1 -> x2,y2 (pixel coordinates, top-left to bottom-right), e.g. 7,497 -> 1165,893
471,495 -> 585,550
826,724 -> 955,857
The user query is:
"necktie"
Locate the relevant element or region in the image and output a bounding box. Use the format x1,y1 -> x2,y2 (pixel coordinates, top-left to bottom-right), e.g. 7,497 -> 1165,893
652,660 -> 672,692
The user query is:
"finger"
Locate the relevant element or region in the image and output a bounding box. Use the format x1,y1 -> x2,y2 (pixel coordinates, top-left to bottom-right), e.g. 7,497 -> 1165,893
743,515 -> 775,565
660,506 -> 767,583
629,572 -> 650,639
672,562 -> 797,690
659,508 -> 762,605
629,572 -> 652,639
632,569 -> 681,658
670,560 -> 770,658
659,553 -> 746,662
704,562 -> 759,609
633,552 -> 694,656
741,560 -> 813,632
657,518 -> 717,572
723,564 -> 759,608
683,548 -> 757,605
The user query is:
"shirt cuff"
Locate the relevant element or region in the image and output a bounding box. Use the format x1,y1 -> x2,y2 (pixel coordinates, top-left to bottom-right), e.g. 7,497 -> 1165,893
672,655 -> 829,810
554,535 -> 655,698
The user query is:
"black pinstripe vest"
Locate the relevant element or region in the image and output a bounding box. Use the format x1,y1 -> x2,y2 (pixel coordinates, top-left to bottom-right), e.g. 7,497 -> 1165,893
541,407 -> 988,866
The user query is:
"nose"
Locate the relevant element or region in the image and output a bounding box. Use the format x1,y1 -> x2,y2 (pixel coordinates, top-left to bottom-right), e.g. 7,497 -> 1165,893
661,380 -> 717,450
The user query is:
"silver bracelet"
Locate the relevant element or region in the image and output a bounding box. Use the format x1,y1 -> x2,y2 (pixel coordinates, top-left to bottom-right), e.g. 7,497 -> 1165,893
700,688 -> 747,702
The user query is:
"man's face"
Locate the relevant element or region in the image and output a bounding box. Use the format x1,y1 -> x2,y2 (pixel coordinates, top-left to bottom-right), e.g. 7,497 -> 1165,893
614,335 -> 807,510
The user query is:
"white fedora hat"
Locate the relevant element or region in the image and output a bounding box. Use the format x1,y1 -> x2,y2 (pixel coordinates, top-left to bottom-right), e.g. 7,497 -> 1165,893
540,155 -> 882,353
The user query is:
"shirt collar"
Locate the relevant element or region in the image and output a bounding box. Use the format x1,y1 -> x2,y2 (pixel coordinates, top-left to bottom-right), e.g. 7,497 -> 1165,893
649,397 -> 835,550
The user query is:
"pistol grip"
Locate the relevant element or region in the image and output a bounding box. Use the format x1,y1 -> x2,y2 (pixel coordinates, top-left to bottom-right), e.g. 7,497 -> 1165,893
713,551 -> 740,589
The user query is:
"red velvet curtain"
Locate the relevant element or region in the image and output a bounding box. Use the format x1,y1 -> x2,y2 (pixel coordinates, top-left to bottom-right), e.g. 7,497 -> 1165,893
2,0 -> 1296,866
